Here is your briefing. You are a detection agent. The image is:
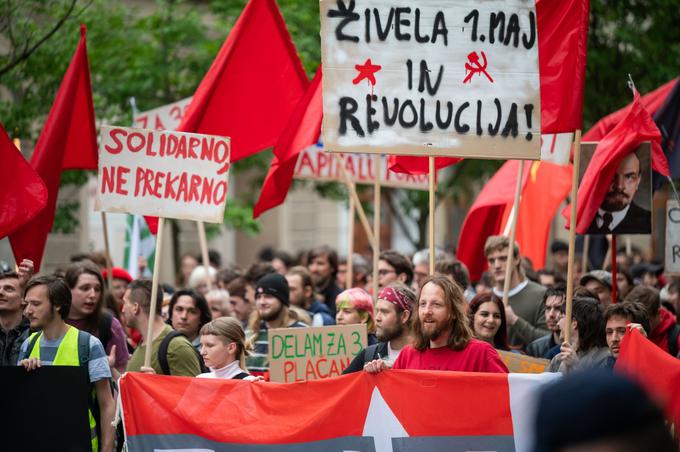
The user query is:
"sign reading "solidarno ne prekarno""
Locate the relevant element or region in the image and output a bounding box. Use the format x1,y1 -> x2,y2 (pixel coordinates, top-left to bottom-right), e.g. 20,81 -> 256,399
320,0 -> 541,159
95,126 -> 230,223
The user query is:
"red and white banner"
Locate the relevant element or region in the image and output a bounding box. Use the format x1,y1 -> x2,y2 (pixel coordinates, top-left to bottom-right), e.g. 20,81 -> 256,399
120,370 -> 558,452
133,97 -> 192,131
295,145 -> 429,190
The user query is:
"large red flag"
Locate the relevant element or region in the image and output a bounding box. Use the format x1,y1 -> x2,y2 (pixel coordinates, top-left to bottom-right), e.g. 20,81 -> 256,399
457,161 -> 572,281
0,124 -> 48,239
616,329 -> 680,428
253,67 -> 322,218
9,26 -> 98,271
177,0 -> 308,162
563,90 -> 670,234
389,0 -> 590,175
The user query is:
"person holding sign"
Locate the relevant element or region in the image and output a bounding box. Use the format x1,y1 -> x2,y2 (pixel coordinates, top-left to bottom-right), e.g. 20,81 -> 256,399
364,276 -> 508,374
197,317 -> 259,380
245,273 -> 306,376
343,283 -> 415,374
335,288 -> 378,346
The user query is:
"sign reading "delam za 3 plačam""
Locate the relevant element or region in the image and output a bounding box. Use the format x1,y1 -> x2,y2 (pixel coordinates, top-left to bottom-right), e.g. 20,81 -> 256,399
320,0 -> 541,159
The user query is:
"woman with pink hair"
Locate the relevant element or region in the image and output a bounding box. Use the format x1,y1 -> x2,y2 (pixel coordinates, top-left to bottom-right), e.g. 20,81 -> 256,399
335,288 -> 378,345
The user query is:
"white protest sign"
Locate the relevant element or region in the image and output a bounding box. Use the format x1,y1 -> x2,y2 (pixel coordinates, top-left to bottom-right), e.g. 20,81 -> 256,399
95,126 -> 230,223
666,200 -> 680,274
320,0 -> 541,159
133,97 -> 192,131
295,144 -> 429,190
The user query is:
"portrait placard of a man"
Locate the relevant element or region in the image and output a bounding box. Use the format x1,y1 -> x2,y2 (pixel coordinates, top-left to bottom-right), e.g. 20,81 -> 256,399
585,146 -> 651,235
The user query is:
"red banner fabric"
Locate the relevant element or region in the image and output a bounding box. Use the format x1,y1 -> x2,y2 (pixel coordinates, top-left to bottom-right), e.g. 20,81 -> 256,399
9,26 -> 97,271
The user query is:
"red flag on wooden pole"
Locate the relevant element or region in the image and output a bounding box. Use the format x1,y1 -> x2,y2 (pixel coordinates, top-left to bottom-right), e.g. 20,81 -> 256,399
9,25 -> 98,271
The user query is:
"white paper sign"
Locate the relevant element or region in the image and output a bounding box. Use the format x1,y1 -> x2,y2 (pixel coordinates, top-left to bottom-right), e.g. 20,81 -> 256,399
666,200 -> 680,274
295,144 -> 429,190
133,97 -> 192,131
95,126 -> 230,223
320,0 -> 541,159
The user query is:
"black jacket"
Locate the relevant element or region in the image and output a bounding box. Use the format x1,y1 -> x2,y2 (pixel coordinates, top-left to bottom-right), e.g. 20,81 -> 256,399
587,202 -> 651,235
0,317 -> 31,366
343,341 -> 389,374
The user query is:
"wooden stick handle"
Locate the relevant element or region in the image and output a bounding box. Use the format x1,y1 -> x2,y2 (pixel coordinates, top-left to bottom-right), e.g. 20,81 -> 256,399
197,220 -> 212,289
143,217 -> 165,368
501,160 -> 525,306
100,212 -> 113,290
428,156 -> 436,275
347,194 -> 355,289
372,154 -> 381,302
565,130 -> 582,344
334,154 -> 376,247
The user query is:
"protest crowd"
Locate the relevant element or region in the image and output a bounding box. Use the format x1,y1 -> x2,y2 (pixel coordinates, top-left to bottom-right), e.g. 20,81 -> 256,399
3,235 -> 680,450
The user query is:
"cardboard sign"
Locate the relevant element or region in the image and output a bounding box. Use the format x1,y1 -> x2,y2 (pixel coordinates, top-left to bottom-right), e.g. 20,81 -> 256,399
666,200 -> 680,274
133,97 -> 192,131
497,350 -> 549,373
295,144 -> 429,190
95,125 -> 230,223
268,324 -> 367,383
578,142 -> 652,235
320,0 -> 541,159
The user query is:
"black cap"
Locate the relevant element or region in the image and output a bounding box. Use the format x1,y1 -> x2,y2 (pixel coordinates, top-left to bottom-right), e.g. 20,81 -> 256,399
551,240 -> 569,254
534,371 -> 668,452
255,273 -> 289,306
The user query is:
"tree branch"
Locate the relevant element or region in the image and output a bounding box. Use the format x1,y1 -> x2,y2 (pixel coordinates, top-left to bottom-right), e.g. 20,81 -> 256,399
0,0 -> 78,77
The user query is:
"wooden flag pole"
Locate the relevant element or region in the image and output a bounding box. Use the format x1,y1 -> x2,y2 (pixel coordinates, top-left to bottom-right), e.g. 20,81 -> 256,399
334,154 -> 376,248
602,236 -> 612,270
501,160 -> 525,307
197,220 -> 212,289
428,156 -> 436,274
101,212 -> 114,290
372,154 -> 381,302
565,130 -> 582,344
143,217 -> 165,368
582,234 -> 590,273
611,235 -> 618,303
346,191 -> 355,289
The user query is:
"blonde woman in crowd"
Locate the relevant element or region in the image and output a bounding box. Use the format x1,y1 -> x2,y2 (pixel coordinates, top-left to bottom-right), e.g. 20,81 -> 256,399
198,317 -> 259,380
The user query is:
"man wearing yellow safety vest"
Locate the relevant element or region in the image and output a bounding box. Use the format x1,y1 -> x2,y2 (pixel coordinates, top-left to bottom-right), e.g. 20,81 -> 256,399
18,275 -> 115,452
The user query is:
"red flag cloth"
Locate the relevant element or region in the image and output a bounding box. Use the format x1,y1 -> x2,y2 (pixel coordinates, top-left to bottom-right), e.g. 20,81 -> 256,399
584,78 -> 678,141
9,26 -> 97,271
387,155 -> 461,175
457,161 -> 532,281
562,90 -> 669,234
253,67 -> 322,218
389,0 -> 590,175
0,124 -> 48,239
177,0 -> 308,162
615,328 -> 680,428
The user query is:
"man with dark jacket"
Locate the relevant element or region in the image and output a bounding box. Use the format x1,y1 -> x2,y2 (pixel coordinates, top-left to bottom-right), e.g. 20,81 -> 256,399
625,286 -> 680,357
0,260 -> 33,366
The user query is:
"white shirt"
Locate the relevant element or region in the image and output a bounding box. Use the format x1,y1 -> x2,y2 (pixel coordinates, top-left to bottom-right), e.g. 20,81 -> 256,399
595,205 -> 630,231
197,360 -> 257,380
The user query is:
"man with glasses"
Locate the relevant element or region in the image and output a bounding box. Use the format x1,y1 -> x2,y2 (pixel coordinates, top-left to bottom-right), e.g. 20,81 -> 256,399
377,251 -> 413,290
526,286 -> 565,358
587,151 -> 650,234
484,235 -> 549,349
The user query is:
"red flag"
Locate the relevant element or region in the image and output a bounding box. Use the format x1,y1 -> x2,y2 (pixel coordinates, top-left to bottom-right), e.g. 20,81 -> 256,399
389,0 -> 590,175
615,329 -> 680,427
253,67 -> 322,218
9,26 -> 97,271
584,78 -> 678,141
0,125 -> 48,239
177,0 -> 308,162
563,90 -> 669,234
387,155 -> 461,176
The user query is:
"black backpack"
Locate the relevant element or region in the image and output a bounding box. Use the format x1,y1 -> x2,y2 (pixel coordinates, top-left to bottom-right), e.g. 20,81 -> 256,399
668,324 -> 680,358
97,312 -> 113,351
157,330 -> 209,375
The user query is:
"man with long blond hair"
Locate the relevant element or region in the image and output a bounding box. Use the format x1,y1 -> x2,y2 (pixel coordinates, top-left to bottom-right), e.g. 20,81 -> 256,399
365,275 -> 508,373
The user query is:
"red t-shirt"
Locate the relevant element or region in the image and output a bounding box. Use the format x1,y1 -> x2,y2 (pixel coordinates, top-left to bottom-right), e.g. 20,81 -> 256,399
393,339 -> 509,373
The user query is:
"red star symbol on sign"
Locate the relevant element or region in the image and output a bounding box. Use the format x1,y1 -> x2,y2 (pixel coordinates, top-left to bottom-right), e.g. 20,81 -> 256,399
353,58 -> 382,86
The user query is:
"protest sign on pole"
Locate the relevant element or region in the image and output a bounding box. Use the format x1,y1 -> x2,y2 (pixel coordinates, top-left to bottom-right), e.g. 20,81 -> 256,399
320,0 -> 541,159
132,97 -> 192,131
666,200 -> 680,274
295,145 -> 429,190
496,350 -> 550,374
96,125 -> 230,367
268,324 -> 367,383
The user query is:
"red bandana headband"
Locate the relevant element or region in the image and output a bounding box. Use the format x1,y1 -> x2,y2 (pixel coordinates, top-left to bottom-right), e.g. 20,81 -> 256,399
377,287 -> 412,312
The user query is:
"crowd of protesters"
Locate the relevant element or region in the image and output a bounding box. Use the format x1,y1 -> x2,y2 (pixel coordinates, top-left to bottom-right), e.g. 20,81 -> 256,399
1,237 -> 679,451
